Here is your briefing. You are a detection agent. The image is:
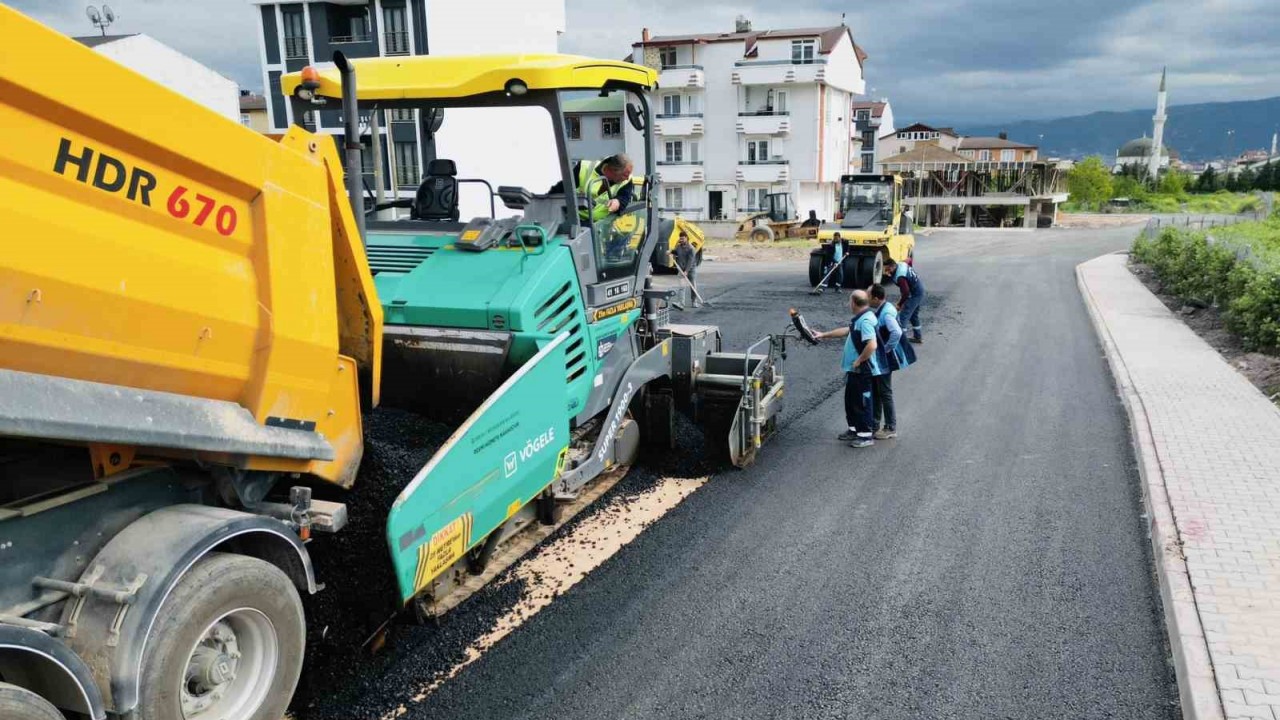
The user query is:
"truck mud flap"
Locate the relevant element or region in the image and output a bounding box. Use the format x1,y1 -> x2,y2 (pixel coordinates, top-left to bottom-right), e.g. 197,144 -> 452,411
384,332 -> 571,604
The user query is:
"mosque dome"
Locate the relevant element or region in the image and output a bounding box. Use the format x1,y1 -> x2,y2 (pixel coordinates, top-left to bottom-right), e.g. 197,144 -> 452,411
1118,137 -> 1170,158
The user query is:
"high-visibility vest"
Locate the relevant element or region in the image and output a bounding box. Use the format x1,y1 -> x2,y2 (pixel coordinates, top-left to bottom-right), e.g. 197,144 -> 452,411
577,161 -> 623,222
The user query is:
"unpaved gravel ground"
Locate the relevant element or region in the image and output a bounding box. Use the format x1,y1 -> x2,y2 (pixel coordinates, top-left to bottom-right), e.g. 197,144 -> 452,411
293,225 -> 1179,720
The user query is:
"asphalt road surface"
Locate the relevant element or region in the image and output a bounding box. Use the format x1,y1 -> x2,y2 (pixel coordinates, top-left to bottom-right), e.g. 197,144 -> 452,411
319,225 -> 1179,720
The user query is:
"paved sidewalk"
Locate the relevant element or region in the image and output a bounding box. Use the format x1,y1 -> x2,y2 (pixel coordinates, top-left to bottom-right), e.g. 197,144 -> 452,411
1079,253 -> 1280,720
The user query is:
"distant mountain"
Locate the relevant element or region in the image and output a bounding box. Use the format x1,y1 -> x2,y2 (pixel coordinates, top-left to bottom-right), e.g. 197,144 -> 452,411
960,96 -> 1280,163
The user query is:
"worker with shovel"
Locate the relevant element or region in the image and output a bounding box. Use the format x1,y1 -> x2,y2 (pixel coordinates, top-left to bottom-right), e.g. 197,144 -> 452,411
674,232 -> 703,307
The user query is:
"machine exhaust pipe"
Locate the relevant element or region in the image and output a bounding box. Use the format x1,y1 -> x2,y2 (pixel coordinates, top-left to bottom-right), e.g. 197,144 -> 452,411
334,52 -> 366,246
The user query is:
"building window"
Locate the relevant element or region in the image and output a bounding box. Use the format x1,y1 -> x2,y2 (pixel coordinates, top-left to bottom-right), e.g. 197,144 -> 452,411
978,149 -> 991,161
395,140 -> 420,187
282,8 -> 308,59
565,116 -> 581,140
745,187 -> 768,211
791,39 -> 816,64
856,109 -> 870,121
662,94 -> 681,116
688,141 -> 700,163
328,5 -> 371,43
660,47 -> 677,68
664,186 -> 683,209
383,5 -> 409,55
601,116 -> 621,138
664,141 -> 683,163
390,108 -> 414,123
746,139 -> 769,164
861,130 -> 874,147
1001,149 -> 1015,162
240,113 -> 251,126
860,155 -> 874,173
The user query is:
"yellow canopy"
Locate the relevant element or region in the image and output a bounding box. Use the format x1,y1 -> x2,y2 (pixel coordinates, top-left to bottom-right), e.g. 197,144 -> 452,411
281,54 -> 657,101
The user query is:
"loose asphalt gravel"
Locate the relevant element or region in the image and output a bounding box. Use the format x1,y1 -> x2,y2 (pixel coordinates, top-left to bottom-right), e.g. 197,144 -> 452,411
295,224 -> 1180,720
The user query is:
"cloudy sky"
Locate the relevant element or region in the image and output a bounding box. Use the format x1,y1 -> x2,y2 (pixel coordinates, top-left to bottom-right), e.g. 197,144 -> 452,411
12,0 -> 1280,125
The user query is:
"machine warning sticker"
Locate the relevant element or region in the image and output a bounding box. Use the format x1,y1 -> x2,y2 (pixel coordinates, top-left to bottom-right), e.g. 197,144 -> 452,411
413,512 -> 473,592
591,298 -> 639,322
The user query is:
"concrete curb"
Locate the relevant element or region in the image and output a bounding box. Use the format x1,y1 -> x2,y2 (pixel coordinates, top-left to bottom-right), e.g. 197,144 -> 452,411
1077,253 -> 1225,720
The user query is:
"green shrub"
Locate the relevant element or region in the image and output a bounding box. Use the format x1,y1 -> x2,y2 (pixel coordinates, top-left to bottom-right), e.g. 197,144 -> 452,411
1132,222 -> 1280,352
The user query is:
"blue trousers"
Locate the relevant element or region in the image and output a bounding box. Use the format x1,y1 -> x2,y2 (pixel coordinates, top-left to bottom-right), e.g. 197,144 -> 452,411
844,371 -> 874,434
900,292 -> 924,338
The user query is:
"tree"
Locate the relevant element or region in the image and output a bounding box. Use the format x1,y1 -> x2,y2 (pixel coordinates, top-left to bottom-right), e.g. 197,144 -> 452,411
1158,169 -> 1189,196
1112,175 -> 1144,200
1196,166 -> 1219,192
1067,156 -> 1114,209
1253,161 -> 1276,192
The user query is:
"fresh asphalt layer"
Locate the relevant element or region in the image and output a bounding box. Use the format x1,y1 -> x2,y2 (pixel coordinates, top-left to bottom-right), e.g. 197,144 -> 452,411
348,226 -> 1180,719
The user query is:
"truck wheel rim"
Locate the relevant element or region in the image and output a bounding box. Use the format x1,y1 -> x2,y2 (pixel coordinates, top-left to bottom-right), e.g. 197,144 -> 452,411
180,608 -> 278,719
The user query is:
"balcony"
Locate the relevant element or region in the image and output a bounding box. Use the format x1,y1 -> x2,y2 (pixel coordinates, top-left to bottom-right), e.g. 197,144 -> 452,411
736,160 -> 789,183
655,161 -> 704,184
384,31 -> 410,56
658,64 -> 704,89
736,111 -> 791,135
731,58 -> 827,86
330,33 -> 372,44
654,113 -> 703,137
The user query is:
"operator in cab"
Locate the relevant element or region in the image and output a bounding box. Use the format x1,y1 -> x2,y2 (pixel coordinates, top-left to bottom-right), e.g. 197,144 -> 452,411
552,154 -> 635,222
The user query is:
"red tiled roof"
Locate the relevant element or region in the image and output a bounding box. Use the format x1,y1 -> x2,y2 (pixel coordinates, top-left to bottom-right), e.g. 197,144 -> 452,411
896,122 -> 957,137
957,136 -> 1037,150
638,25 -> 859,63
852,101 -> 886,118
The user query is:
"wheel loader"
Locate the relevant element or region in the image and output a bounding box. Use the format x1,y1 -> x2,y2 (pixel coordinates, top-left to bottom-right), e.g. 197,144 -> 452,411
810,174 -> 915,289
0,8 -> 784,720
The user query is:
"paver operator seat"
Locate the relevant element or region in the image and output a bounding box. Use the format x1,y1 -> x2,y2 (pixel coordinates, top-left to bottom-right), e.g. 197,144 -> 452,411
412,158 -> 460,221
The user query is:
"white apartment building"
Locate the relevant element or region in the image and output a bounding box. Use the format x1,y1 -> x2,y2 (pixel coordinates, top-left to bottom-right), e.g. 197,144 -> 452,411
850,99 -> 895,173
626,22 -> 866,221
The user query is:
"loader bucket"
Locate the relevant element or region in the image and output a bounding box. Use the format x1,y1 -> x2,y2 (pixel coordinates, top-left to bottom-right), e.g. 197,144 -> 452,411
379,325 -> 512,419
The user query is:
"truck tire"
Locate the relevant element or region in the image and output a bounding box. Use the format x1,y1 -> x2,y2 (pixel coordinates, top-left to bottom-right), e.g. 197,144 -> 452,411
748,225 -> 774,242
839,254 -> 860,289
135,553 -> 304,720
808,252 -> 824,287
0,683 -> 64,720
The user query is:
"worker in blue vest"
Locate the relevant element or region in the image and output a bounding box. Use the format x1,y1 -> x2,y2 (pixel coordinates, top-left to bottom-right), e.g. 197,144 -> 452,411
868,283 -> 916,439
883,257 -> 925,343
813,289 -> 882,448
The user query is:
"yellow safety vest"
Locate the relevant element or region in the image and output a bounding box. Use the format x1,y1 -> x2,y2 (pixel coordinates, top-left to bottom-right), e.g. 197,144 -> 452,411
577,161 -> 622,223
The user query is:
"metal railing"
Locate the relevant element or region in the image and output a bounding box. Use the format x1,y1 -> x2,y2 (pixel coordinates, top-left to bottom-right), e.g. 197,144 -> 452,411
741,159 -> 789,165
659,64 -> 703,70
384,31 -> 410,55
659,207 -> 703,213
656,160 -> 703,166
739,110 -> 790,116
330,34 -> 372,44
656,113 -> 704,119
284,36 -> 308,59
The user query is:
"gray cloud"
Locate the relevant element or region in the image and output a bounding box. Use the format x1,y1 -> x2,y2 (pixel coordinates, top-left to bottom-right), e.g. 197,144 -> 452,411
9,0 -> 1280,124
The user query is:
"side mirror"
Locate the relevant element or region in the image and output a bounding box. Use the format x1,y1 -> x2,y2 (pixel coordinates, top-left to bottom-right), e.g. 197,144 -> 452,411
626,103 -> 646,132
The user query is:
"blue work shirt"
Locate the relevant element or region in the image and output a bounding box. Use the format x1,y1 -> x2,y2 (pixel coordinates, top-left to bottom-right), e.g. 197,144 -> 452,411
890,263 -> 924,297
842,309 -> 884,375
875,301 -> 914,372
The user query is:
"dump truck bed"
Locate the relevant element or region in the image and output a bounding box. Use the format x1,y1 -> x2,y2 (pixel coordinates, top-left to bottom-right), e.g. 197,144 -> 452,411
0,7 -> 381,485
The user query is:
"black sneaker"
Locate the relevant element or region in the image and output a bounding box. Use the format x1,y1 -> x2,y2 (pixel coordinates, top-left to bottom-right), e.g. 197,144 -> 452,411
837,429 -> 858,441
849,436 -> 875,448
